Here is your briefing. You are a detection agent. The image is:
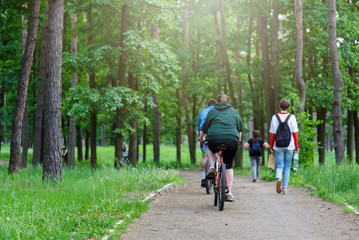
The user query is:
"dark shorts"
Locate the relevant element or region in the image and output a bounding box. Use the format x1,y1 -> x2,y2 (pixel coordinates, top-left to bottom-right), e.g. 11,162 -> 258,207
208,139 -> 238,169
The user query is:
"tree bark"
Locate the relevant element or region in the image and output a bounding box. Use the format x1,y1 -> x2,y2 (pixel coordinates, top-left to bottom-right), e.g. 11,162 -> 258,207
42,0 -> 65,182
76,125 -> 83,161
128,72 -> 138,166
68,10 -> 78,168
271,0 -> 280,113
218,0 -> 236,108
9,0 -> 41,174
143,100 -> 147,163
85,130 -> 89,160
151,23 -> 161,163
114,4 -> 129,168
295,0 -> 306,113
328,0 -> 345,163
176,89 -> 181,163
257,3 -> 274,129
354,111 -> 359,165
317,107 -> 327,165
183,1 -> 196,164
87,6 -> 97,169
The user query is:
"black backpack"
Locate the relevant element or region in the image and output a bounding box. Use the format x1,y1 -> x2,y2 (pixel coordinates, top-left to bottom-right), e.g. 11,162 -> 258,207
275,113 -> 292,147
250,139 -> 262,156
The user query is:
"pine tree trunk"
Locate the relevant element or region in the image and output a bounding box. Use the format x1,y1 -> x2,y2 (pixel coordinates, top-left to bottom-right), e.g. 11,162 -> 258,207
295,0 -> 306,113
42,0 -> 64,182
67,11 -> 78,167
176,89 -> 181,163
211,4 -> 223,94
9,0 -> 41,174
317,107 -> 327,164
87,6 -> 97,169
257,4 -> 274,129
76,125 -> 83,161
21,99 -> 29,168
85,130 -> 89,160
143,101 -> 147,163
114,4 -> 128,168
32,3 -> 48,166
271,0 -> 280,113
354,111 -> 359,165
328,0 -> 345,163
128,72 -> 138,166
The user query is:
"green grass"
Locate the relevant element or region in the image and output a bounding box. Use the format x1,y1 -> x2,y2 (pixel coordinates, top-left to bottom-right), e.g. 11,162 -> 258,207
0,145 -> 185,239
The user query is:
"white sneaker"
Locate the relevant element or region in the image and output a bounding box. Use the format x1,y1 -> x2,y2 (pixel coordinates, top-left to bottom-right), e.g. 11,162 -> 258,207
282,188 -> 287,195
225,192 -> 235,202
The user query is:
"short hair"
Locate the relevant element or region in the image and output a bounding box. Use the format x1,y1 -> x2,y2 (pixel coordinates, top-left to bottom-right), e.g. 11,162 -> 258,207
207,99 -> 217,106
279,99 -> 291,111
217,94 -> 229,103
253,130 -> 260,138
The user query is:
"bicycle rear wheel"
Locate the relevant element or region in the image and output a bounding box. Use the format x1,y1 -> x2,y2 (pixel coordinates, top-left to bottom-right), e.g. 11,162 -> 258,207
206,160 -> 213,194
218,163 -> 226,211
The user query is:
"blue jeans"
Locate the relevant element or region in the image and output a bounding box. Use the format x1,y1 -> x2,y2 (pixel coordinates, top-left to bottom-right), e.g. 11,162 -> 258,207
275,149 -> 293,189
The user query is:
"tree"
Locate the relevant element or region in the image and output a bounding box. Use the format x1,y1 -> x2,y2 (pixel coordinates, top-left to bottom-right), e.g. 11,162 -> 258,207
9,0 -> 41,174
152,22 -> 160,163
295,0 -> 306,113
42,0 -> 65,181
328,0 -> 345,163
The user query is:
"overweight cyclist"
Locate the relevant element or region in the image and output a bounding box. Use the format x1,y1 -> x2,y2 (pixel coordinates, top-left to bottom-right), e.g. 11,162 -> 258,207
198,99 -> 217,188
199,94 -> 244,202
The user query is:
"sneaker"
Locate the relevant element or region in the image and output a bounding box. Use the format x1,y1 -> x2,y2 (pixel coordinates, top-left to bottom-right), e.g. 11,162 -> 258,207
201,179 -> 206,188
225,192 -> 235,202
282,188 -> 287,195
253,179 -> 258,182
205,167 -> 215,179
276,179 -> 282,194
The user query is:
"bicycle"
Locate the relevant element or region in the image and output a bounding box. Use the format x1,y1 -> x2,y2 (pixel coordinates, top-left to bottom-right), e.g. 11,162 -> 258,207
213,144 -> 228,211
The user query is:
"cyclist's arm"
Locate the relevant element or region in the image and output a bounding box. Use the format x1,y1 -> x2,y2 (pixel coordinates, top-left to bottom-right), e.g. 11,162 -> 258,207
238,132 -> 242,144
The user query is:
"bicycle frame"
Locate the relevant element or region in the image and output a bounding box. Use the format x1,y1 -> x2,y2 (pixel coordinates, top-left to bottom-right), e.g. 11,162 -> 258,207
214,150 -> 228,211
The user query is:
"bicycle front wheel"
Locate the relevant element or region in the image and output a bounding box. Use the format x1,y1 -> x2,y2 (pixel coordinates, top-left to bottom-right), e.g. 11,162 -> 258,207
218,163 -> 226,211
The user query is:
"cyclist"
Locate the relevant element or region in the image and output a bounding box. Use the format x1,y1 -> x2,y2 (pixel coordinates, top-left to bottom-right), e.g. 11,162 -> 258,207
198,99 -> 217,188
199,94 -> 244,202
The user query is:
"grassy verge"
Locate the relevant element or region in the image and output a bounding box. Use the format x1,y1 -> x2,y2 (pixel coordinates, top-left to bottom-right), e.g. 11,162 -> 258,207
0,145 -> 185,239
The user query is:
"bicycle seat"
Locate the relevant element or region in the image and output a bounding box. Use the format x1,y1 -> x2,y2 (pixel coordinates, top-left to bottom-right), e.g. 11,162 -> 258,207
217,144 -> 228,151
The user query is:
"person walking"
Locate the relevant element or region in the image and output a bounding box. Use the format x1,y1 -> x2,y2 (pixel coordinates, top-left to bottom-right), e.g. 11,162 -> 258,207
199,94 -> 244,202
269,99 -> 299,194
198,99 -> 217,188
243,130 -> 269,182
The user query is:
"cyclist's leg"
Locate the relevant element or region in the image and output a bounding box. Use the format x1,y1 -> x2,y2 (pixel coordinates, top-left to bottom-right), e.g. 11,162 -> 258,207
221,139 -> 238,193
200,142 -> 208,178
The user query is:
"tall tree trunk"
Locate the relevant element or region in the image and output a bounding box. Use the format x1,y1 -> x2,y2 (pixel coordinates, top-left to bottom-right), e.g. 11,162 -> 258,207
9,0 -> 41,174
85,130 -> 89,160
176,89 -> 181,163
143,101 -> 147,163
183,1 -> 196,164
42,0 -> 64,181
211,4 -> 223,94
76,125 -> 83,161
68,10 -> 78,167
87,6 -> 97,169
257,3 -> 274,129
21,7 -> 29,169
354,111 -> 359,165
328,0 -> 345,163
295,0 -> 306,113
317,107 -> 327,165
152,23 -> 160,163
271,0 -> 280,113
218,0 -> 236,108
0,90 -> 4,153
128,72 -> 138,166
347,110 -> 354,162
114,4 -> 129,168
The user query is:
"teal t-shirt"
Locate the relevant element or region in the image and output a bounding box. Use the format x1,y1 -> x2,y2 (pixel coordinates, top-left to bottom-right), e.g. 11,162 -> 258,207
201,102 -> 244,141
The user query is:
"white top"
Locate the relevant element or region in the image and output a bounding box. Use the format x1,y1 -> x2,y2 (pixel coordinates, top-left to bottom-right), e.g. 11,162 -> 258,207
269,113 -> 298,150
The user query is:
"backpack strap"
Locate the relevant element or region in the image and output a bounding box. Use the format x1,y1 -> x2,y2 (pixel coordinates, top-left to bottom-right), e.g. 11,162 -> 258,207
284,114 -> 292,123
275,113 -> 282,123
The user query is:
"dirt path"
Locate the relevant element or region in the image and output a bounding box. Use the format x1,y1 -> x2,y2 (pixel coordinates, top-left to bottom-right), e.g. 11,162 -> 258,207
121,169 -> 359,240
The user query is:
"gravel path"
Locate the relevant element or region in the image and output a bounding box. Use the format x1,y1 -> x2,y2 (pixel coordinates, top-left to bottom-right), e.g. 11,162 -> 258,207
121,169 -> 359,240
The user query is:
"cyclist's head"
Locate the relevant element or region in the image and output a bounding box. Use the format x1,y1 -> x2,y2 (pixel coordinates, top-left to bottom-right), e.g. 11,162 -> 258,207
217,94 -> 229,104
207,99 -> 217,106
253,130 -> 260,138
279,99 -> 291,111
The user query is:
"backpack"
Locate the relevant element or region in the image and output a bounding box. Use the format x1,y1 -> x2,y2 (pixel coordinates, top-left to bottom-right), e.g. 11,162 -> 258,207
250,139 -> 262,156
275,113 -> 292,147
